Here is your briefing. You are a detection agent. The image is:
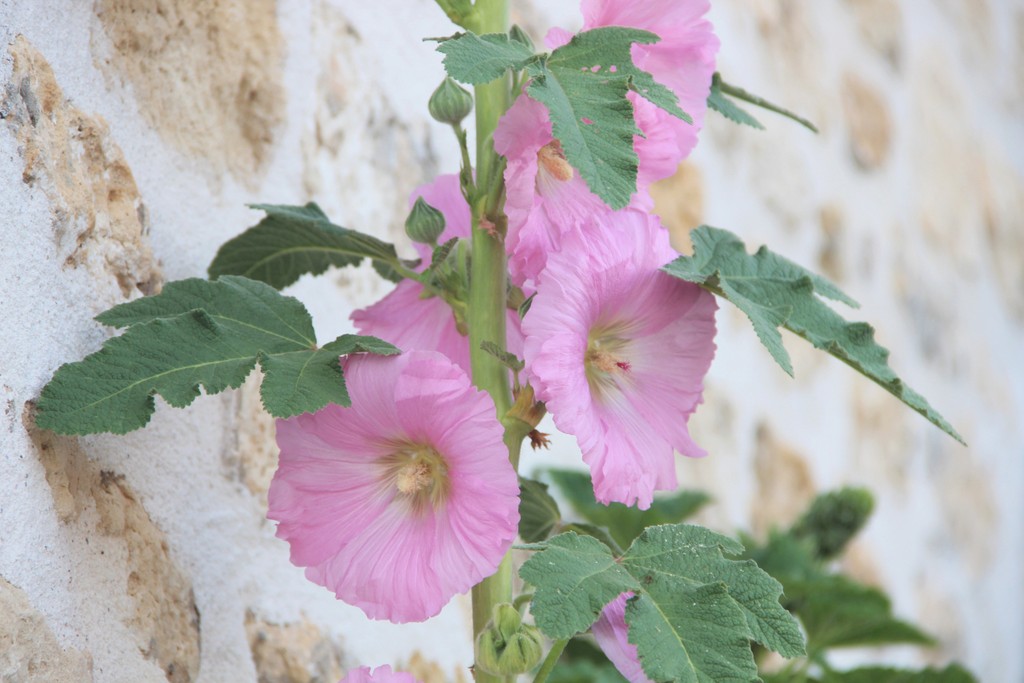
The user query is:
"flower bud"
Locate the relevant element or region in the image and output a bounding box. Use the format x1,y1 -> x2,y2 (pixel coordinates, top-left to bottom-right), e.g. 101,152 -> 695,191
509,24 -> 535,52
475,604 -> 544,676
428,77 -> 473,126
791,487 -> 874,560
405,197 -> 446,245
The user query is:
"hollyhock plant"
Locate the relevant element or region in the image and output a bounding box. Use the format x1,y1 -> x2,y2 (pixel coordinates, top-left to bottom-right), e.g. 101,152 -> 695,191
592,593 -> 652,683
351,174 -> 524,373
339,666 -> 421,683
268,350 -> 520,623
523,210 -> 716,509
494,0 -> 718,287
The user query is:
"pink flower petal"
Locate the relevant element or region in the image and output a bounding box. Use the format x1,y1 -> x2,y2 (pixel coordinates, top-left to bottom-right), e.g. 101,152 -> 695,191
523,211 -> 716,508
269,351 -> 519,623
340,665 -> 421,683
592,593 -> 653,683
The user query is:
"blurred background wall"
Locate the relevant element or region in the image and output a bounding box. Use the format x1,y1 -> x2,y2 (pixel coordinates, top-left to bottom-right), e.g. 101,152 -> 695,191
1,1 -> 1021,681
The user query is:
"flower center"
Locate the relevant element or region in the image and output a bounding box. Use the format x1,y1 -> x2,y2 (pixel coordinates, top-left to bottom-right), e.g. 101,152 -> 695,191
382,444 -> 450,514
584,328 -> 633,399
537,140 -> 573,183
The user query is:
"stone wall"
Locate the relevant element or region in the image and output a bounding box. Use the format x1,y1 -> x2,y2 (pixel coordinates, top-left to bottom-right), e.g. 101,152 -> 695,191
1,1 -> 1021,682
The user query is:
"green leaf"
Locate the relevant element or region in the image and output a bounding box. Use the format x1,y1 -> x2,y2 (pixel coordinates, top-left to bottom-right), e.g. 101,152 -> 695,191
524,27 -> 690,209
627,579 -> 756,683
35,277 -> 398,434
710,72 -> 818,133
622,525 -> 805,659
547,468 -> 711,547
521,525 -> 805,682
437,31 -> 536,84
207,203 -> 402,290
519,533 -> 640,639
663,226 -> 965,444
548,658 -> 627,683
708,76 -> 765,130
791,487 -> 874,560
519,477 -> 562,543
822,664 -> 977,683
785,575 -> 935,650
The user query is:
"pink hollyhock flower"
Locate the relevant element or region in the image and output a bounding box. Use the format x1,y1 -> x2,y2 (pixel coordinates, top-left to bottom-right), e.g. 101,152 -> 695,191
592,593 -> 652,683
494,0 -> 718,287
522,211 -> 716,509
268,351 -> 520,623
351,174 -> 524,373
339,666 -> 421,683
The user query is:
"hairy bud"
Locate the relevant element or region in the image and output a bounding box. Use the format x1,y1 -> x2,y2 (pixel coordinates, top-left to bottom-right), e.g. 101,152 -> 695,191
428,77 -> 474,126
791,487 -> 875,560
475,603 -> 544,676
509,24 -> 535,52
405,197 -> 446,245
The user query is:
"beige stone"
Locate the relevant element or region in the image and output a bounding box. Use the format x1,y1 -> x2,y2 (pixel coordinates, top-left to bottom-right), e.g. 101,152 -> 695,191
751,423 -> 816,536
245,610 -> 344,683
25,410 -> 201,683
817,203 -> 845,283
849,382 -> 914,493
0,577 -> 94,683
650,161 -> 704,255
92,0 -> 285,181
399,652 -> 469,683
225,371 -> 279,504
2,36 -> 160,298
981,161 -> 1024,321
840,72 -> 892,171
844,0 -> 903,68
928,442 -> 997,577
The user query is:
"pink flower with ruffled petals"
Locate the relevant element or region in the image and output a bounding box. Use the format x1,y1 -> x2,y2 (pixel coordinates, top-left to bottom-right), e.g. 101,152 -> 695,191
351,175 -> 524,372
339,666 -> 421,683
522,211 -> 716,509
592,593 -> 652,683
268,351 -> 520,623
495,0 -> 718,287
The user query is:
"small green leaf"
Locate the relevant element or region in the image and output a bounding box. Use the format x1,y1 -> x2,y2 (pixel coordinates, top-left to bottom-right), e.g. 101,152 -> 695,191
547,468 -> 711,547
547,658 -> 627,683
519,533 -> 639,639
708,76 -> 765,130
208,203 -> 402,290
663,226 -> 964,444
36,277 -> 398,434
437,31 -> 536,84
519,477 -> 562,543
524,27 -> 689,210
710,72 -> 818,133
822,665 -> 977,683
480,341 -> 525,373
785,575 -> 935,650
791,487 -> 875,560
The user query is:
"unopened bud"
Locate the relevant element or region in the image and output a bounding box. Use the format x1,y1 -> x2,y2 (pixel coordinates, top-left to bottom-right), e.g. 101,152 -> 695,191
507,383 -> 545,431
791,487 -> 874,560
405,197 -> 446,245
428,77 -> 473,126
509,24 -> 535,52
475,604 -> 544,676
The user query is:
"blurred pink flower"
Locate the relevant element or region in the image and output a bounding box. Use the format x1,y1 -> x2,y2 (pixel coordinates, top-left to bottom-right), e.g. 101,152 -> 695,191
340,665 -> 420,683
268,351 -> 519,623
592,593 -> 652,683
351,174 -> 524,372
522,211 -> 716,509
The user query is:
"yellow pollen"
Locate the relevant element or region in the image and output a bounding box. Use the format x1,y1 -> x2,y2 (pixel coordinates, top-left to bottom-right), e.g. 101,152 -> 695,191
396,459 -> 434,494
537,141 -> 573,182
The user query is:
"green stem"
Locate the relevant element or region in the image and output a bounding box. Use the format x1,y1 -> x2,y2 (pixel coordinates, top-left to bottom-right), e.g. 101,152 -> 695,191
465,2 -> 514,683
532,639 -> 569,683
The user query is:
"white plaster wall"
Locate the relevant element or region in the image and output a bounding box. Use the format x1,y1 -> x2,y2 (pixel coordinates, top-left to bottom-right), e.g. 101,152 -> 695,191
1,1 -> 1022,682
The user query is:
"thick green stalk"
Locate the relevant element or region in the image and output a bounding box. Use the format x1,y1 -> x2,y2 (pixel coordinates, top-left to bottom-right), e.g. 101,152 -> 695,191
465,2 -> 514,682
